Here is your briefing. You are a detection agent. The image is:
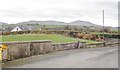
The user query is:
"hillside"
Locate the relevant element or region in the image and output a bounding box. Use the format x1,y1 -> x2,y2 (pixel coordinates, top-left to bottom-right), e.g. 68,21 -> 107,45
17,20 -> 102,27
0,22 -> 8,31
0,22 -> 7,25
17,20 -> 66,25
1,20 -> 117,32
68,20 -> 101,27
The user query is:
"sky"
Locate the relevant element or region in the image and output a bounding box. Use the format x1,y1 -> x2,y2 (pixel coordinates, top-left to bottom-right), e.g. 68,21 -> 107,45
0,0 -> 119,27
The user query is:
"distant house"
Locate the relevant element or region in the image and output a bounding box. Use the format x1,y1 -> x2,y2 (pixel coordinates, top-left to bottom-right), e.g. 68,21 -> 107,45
11,26 -> 22,32
10,25 -> 36,32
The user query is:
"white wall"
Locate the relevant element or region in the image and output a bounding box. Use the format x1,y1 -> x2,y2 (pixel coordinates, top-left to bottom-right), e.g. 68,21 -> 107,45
11,26 -> 22,32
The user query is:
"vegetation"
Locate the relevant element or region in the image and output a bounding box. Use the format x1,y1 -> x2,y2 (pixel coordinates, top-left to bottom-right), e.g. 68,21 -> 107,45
0,34 -> 98,44
1,22 -> 118,35
94,33 -> 120,39
1,30 -> 79,36
77,39 -> 102,44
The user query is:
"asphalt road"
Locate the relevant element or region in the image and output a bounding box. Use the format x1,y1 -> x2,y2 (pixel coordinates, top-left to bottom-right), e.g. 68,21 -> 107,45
3,46 -> 118,68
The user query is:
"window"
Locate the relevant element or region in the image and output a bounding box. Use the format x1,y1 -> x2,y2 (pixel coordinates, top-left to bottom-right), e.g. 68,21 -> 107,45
16,28 -> 18,31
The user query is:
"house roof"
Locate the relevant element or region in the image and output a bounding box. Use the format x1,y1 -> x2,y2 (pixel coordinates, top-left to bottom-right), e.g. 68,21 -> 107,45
16,25 -> 36,31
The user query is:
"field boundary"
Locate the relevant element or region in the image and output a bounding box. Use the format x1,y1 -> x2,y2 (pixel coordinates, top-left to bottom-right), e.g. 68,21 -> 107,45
2,40 -> 119,61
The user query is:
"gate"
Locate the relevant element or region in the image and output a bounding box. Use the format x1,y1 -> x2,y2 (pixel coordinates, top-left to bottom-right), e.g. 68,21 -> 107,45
0,44 -> 7,60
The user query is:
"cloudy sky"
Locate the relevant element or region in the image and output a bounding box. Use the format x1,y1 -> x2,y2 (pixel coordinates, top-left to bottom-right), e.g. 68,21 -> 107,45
0,0 -> 119,27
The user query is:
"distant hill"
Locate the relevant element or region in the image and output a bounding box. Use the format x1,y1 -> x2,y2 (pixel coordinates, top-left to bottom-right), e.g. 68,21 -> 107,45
0,22 -> 7,25
17,20 -> 66,25
17,20 -> 102,27
1,20 -> 117,32
0,22 -> 8,30
68,20 -> 102,27
115,27 -> 120,29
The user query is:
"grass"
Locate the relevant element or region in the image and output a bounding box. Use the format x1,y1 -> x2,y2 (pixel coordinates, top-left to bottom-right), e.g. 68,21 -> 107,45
0,34 -> 99,44
77,39 -> 102,44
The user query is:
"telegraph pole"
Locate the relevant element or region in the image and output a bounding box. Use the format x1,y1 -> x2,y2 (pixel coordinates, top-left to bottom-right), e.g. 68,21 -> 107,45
103,10 -> 104,39
103,10 -> 105,47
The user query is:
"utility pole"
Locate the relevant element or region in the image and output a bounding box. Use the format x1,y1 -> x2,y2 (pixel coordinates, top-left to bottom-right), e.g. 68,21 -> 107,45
103,10 -> 105,47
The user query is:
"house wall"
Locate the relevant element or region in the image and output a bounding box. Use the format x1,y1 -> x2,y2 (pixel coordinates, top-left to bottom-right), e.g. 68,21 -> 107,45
11,26 -> 22,32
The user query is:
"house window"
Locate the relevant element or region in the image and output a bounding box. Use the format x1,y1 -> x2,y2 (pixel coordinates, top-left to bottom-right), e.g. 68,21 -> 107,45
17,28 -> 18,31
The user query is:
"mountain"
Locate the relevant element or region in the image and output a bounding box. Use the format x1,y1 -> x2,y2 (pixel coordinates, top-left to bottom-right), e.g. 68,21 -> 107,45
17,20 -> 102,27
17,20 -> 66,25
68,20 -> 101,27
0,22 -> 7,25
0,22 -> 7,30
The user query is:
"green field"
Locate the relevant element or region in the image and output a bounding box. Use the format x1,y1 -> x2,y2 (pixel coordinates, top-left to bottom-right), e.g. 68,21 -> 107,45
0,34 -> 99,44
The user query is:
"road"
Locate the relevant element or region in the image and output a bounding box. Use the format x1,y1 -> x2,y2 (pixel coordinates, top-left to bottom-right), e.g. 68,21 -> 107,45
3,46 -> 118,68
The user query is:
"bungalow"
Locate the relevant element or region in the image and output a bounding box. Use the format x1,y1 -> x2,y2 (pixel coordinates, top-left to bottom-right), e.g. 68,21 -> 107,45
11,26 -> 22,32
10,25 -> 36,32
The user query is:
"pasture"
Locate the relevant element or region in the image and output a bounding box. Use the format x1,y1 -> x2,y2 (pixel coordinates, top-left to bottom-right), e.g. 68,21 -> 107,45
0,34 -> 99,44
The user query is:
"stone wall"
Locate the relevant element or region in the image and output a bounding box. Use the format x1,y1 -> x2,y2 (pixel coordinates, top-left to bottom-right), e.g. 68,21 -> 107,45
2,40 -> 118,61
52,42 -> 85,51
86,43 -> 105,48
2,40 -> 52,60
86,42 -> 119,48
2,41 -> 86,61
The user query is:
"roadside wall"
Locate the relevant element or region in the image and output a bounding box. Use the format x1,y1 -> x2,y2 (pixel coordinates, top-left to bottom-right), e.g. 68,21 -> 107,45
2,40 -> 52,60
86,43 -> 104,48
2,41 -> 85,61
86,42 -> 119,48
52,42 -> 85,51
2,40 -> 118,61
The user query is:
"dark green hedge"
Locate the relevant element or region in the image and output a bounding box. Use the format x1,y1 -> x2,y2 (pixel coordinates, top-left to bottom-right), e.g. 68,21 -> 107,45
95,33 -> 120,39
1,30 -> 79,36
